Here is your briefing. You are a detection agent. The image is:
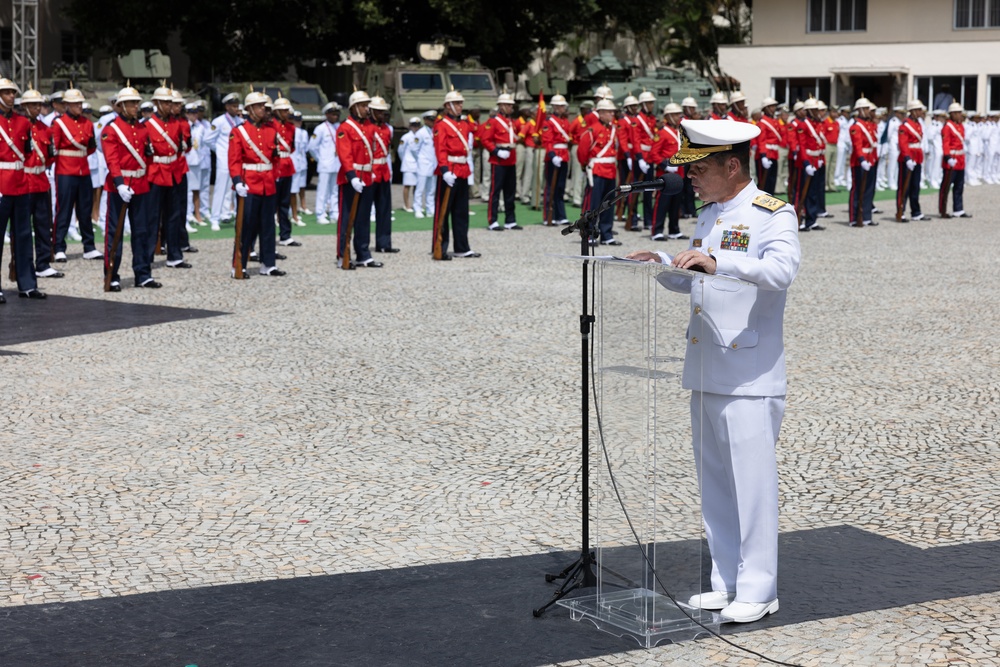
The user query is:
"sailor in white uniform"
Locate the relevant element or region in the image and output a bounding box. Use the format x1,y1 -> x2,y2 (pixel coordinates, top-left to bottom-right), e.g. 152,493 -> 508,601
627,119 -> 801,624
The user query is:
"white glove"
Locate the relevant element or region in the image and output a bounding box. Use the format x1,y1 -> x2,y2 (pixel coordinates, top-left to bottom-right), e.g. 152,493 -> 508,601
805,164 -> 816,177
552,156 -> 563,168
586,166 -> 594,188
906,158 -> 916,171
861,161 -> 872,172
948,158 -> 957,167
235,182 -> 249,198
638,159 -> 650,174
761,157 -> 773,170
666,165 -> 679,173
496,149 -> 511,160
443,171 -> 457,187
351,177 -> 364,193
817,160 -> 824,169
116,184 -> 134,203
627,157 -> 633,171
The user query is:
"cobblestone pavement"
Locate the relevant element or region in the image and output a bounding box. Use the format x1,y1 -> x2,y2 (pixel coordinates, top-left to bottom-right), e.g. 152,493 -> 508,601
2,183 -> 999,666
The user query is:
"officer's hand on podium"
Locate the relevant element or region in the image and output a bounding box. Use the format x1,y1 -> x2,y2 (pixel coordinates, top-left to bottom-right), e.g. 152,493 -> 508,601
906,158 -> 916,171
443,171 -> 457,187
761,157 -> 773,169
116,184 -> 134,203
235,182 -> 249,198
672,249 -> 716,274
552,156 -> 563,168
351,177 -> 365,193
624,250 -> 662,263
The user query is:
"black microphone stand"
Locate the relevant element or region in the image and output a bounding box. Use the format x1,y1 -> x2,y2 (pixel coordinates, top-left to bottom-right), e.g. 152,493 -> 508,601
534,188 -> 631,617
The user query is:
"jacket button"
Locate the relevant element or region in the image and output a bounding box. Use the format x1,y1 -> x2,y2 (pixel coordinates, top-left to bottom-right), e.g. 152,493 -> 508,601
708,247 -> 715,254
731,343 -> 738,349
694,306 -> 701,314
691,337 -> 698,344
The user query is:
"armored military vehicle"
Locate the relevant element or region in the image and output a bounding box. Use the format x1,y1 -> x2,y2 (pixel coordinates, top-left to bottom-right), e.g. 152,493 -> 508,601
39,49 -> 184,110
206,82 -> 330,132
362,42 -> 499,136
525,50 -> 716,111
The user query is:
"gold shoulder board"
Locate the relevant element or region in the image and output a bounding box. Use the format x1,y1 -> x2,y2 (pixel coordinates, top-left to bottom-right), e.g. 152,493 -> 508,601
753,194 -> 786,212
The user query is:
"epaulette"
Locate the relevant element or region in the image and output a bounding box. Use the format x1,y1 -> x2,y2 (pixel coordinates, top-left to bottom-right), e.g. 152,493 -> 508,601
752,194 -> 787,212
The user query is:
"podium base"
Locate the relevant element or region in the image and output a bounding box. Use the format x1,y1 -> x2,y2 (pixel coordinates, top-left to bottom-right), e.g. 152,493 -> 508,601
557,588 -> 720,648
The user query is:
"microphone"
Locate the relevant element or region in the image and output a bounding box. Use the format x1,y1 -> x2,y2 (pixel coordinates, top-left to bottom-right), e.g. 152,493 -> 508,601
617,173 -> 683,194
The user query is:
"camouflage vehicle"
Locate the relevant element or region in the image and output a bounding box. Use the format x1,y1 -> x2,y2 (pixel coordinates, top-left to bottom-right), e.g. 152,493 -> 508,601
206,82 -> 330,131
39,49 -> 199,112
362,42 -> 499,136
525,50 -> 716,111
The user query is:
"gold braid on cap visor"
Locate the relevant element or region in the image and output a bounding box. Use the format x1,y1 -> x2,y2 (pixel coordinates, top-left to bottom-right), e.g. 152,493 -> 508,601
669,130 -> 737,165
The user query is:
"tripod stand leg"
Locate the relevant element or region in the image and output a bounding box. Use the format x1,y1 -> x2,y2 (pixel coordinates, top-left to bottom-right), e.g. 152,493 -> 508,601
533,556 -> 590,617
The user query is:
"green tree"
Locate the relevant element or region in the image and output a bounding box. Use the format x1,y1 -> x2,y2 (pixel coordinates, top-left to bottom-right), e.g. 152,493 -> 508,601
659,0 -> 751,87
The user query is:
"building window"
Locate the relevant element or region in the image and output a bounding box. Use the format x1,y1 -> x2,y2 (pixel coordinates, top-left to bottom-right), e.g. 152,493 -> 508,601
773,77 -> 832,106
955,0 -> 1000,28
987,76 -> 1000,112
914,76 -> 978,112
808,0 -> 867,32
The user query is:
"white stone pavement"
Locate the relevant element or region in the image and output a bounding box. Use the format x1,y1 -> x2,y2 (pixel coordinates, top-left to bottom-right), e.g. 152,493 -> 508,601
1,184 -> 999,666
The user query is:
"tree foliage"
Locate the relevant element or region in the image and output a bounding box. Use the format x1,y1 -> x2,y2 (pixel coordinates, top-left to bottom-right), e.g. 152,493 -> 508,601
64,0 -> 748,83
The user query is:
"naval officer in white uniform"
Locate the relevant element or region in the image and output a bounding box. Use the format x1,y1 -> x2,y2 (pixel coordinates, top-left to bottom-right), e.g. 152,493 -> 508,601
627,119 -> 801,624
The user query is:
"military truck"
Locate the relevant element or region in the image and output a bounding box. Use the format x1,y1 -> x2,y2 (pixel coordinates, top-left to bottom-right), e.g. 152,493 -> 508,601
205,82 -> 330,132
362,42 -> 499,137
39,48 -> 192,110
525,49 -> 716,111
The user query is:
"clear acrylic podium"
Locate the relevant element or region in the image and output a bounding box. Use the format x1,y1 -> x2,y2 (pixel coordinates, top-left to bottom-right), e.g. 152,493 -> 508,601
553,256 -> 754,647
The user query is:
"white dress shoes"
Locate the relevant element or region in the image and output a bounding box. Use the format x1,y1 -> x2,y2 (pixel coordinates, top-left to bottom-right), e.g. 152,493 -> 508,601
720,599 -> 779,623
687,591 -> 735,610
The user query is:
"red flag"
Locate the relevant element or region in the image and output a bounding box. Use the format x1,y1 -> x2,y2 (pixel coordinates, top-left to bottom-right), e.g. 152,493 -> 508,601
534,88 -> 546,137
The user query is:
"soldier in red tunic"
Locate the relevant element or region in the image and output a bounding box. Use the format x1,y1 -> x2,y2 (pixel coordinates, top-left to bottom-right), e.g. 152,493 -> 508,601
755,96 -> 783,194
647,102 -> 687,241
51,87 -> 101,263
101,85 -> 161,290
848,97 -> 879,227
368,95 -> 396,254
335,90 -> 382,268
432,89 -> 479,260
480,92 -> 521,230
896,99 -> 927,222
0,78 -> 44,300
229,90 -> 285,277
271,96 -> 301,247
940,102 -> 972,218
577,98 -> 620,245
20,88 -> 60,280
540,94 -> 572,226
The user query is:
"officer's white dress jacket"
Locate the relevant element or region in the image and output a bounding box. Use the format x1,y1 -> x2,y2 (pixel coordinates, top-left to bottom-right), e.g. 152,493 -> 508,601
398,130 -> 419,173
292,126 -> 309,174
207,113 -> 243,165
307,120 -> 341,173
658,182 -> 801,397
414,125 -> 437,177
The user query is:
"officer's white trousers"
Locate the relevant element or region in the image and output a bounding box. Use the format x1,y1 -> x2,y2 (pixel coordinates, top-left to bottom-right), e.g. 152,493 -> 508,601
211,163 -> 234,222
691,392 -> 783,603
314,171 -> 339,220
414,175 -> 436,217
